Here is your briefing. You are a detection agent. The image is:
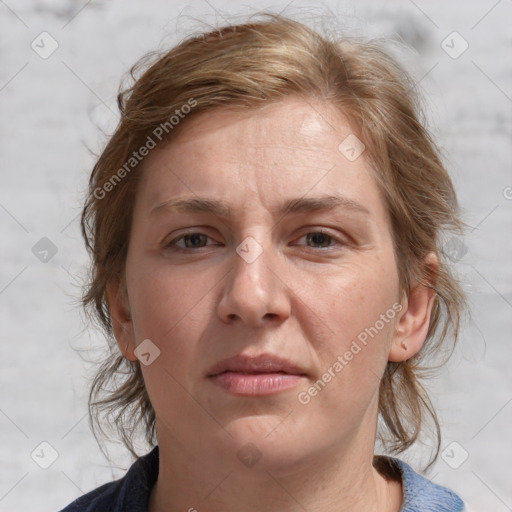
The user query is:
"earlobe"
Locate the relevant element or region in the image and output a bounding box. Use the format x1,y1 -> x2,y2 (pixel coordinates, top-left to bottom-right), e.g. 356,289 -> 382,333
106,279 -> 138,362
389,253 -> 439,362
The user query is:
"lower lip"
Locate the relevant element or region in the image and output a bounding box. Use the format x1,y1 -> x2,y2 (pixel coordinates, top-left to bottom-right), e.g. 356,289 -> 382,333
210,372 -> 304,396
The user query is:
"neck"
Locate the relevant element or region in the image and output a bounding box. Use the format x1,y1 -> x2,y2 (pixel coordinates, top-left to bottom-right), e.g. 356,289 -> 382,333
148,424 -> 402,512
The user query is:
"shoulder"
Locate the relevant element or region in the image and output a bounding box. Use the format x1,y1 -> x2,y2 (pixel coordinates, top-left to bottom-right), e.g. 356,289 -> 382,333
376,456 -> 467,512
57,446 -> 159,512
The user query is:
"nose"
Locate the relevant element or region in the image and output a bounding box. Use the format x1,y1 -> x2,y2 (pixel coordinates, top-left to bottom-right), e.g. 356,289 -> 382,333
217,236 -> 291,328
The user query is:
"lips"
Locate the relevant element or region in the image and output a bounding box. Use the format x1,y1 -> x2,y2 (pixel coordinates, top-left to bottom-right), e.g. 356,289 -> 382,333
207,354 -> 307,377
208,354 -> 307,396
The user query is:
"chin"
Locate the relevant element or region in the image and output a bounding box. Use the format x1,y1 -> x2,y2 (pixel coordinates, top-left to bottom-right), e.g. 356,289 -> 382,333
215,415 -> 320,475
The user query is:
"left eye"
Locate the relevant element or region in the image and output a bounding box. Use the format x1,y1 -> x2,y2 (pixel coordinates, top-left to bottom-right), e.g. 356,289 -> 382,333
296,231 -> 341,249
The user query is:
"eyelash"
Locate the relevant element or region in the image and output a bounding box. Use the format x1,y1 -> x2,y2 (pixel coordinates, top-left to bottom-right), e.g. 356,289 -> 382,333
166,230 -> 346,253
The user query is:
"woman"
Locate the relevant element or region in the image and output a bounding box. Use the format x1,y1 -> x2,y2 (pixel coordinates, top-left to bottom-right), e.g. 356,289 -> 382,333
60,14 -> 468,512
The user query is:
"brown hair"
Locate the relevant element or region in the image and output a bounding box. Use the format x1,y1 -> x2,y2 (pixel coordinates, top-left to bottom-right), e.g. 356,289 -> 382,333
81,14 -> 466,465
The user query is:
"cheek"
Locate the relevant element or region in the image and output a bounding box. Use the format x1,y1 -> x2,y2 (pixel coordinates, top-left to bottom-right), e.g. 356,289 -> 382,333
298,255 -> 399,407
125,256 -> 214,372
304,255 -> 399,351
125,261 -> 214,419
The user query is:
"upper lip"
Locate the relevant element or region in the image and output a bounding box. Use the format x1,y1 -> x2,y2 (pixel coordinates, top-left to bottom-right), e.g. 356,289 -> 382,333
208,354 -> 307,377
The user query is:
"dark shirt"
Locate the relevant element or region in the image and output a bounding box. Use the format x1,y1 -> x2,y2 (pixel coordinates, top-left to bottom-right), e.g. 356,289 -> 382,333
58,446 -> 466,511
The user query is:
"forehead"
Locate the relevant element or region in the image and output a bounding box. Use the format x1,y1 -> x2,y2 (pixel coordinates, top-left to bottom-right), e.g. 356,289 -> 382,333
136,96 -> 387,222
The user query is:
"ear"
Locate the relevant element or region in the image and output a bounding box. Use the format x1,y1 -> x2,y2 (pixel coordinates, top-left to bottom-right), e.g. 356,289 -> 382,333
389,252 -> 439,362
106,278 -> 138,362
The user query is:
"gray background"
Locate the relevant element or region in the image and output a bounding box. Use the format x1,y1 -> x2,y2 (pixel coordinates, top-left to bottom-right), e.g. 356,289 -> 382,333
1,0 -> 511,510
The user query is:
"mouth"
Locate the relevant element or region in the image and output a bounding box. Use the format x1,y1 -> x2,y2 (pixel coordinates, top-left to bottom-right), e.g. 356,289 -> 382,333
207,354 -> 307,396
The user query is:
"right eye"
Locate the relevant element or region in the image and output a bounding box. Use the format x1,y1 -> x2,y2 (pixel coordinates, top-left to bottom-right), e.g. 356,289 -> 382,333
166,233 -> 215,251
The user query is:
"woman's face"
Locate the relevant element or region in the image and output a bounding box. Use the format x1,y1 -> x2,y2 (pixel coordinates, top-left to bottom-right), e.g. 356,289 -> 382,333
114,96 -> 408,473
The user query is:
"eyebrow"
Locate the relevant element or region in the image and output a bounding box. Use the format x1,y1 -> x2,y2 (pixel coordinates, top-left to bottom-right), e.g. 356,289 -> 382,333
151,194 -> 370,219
